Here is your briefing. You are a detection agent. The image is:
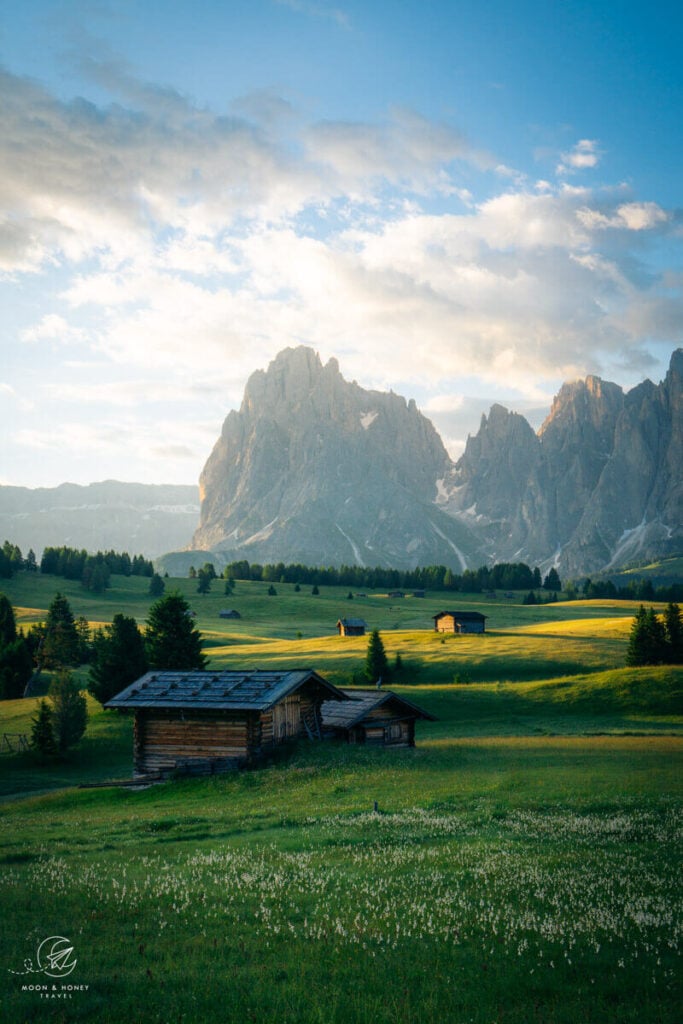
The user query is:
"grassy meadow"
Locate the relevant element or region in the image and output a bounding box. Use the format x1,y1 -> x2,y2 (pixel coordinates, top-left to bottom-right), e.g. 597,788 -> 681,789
0,571 -> 681,1022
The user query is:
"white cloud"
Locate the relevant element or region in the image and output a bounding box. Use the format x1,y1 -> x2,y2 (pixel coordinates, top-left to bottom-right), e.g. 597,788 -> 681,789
21,314 -> 88,345
2,64 -> 681,451
557,139 -> 601,174
577,201 -> 669,232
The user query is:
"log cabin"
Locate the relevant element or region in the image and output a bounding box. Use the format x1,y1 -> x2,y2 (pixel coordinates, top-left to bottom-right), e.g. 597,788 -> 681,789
433,611 -> 487,634
106,669 -> 349,779
321,688 -> 436,747
336,617 -> 367,637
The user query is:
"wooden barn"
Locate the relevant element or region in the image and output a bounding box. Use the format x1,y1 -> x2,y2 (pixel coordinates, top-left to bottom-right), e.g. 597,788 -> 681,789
337,617 -> 367,637
321,688 -> 436,748
106,669 -> 348,779
433,611 -> 488,634
219,609 -> 241,619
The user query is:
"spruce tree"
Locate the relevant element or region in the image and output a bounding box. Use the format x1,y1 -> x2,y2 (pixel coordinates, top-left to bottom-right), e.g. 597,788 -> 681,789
0,594 -> 35,698
626,606 -> 649,666
197,571 -> 212,595
149,573 -> 165,598
89,614 -> 148,705
41,592 -> 80,668
0,593 -> 17,646
0,636 -> 34,700
31,699 -> 56,756
643,608 -> 666,664
627,606 -> 667,666
145,592 -> 207,670
663,603 -> 683,663
543,568 -> 562,592
49,671 -> 88,753
365,629 -> 389,684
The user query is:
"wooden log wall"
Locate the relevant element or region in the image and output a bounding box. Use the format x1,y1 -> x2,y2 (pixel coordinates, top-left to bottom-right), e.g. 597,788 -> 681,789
134,709 -> 253,777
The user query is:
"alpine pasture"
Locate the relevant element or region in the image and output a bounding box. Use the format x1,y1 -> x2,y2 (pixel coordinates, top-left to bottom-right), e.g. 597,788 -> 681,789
0,572 -> 681,1023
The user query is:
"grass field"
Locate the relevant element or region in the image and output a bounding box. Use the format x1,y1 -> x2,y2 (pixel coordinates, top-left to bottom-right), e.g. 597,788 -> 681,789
0,572 -> 681,1022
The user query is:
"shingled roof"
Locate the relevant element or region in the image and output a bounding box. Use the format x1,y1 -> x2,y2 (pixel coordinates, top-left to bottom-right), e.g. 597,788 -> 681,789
321,688 -> 436,729
432,611 -> 488,621
106,669 -> 347,712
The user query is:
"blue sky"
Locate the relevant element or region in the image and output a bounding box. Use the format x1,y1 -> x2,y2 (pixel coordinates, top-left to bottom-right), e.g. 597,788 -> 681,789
1,0 -> 681,487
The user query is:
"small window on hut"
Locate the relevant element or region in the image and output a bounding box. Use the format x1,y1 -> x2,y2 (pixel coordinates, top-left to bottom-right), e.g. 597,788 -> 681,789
389,723 -> 402,740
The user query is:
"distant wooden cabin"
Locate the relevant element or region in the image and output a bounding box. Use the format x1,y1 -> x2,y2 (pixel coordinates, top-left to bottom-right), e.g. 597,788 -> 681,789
106,669 -> 348,779
388,591 -> 404,599
321,689 -> 436,748
433,611 -> 487,634
412,590 -> 426,599
337,617 -> 367,637
219,609 -> 241,619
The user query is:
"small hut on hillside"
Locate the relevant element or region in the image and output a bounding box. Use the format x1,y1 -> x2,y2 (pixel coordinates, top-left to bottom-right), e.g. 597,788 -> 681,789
433,611 -> 487,634
219,609 -> 241,619
106,669 -> 349,778
321,689 -> 436,747
337,617 -> 367,637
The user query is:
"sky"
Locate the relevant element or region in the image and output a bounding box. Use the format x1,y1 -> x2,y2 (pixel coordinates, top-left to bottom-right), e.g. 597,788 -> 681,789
1,0 -> 682,488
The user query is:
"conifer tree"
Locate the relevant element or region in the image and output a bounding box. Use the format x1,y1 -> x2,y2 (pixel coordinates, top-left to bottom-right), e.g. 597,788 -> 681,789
145,592 -> 207,670
149,573 -> 165,598
49,671 -> 88,753
41,592 -> 80,668
0,636 -> 33,699
197,570 -> 212,595
627,605 -> 649,666
543,568 -> 562,592
0,596 -> 34,698
0,593 -> 17,646
89,614 -> 148,705
31,699 -> 56,756
365,629 -> 389,684
627,606 -> 667,666
663,602 -> 683,663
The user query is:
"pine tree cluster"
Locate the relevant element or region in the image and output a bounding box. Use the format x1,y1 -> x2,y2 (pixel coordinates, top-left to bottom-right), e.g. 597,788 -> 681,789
0,593 -> 33,699
626,604 -> 683,666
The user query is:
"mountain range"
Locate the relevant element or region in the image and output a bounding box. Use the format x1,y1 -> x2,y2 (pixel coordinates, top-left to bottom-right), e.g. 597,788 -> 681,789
3,347 -> 680,577
192,345 -> 682,577
0,481 -> 198,559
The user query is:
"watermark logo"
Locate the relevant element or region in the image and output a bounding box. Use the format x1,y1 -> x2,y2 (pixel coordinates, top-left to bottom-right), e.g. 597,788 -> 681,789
37,937 -> 77,979
9,936 -> 77,979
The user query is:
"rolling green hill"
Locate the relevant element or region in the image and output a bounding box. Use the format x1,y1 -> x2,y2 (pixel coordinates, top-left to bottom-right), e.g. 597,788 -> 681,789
0,571 -> 681,1023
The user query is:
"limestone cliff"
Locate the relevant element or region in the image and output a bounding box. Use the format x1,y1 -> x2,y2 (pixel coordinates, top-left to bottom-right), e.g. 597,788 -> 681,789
193,346 -> 682,575
193,346 -> 482,569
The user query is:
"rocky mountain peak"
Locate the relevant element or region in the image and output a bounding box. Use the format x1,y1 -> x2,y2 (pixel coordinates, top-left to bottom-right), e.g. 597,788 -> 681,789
194,346 -> 473,568
539,374 -> 624,437
242,346 -> 339,415
191,345 -> 681,576
666,347 -> 683,385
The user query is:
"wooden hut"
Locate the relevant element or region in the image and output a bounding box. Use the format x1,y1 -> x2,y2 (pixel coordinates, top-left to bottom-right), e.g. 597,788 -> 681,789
219,609 -> 241,619
321,688 -> 436,748
337,617 -> 367,637
106,669 -> 348,779
433,611 -> 487,634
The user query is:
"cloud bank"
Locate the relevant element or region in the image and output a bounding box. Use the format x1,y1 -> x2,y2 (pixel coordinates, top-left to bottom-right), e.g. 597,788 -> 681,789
2,62 -> 682,482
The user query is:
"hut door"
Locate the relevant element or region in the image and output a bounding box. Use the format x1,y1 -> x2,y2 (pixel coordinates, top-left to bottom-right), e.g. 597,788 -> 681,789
272,695 -> 301,741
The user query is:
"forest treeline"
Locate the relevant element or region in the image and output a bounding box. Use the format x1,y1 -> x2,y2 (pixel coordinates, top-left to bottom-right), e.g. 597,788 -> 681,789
0,541 -> 154,593
3,536 -> 682,601
220,559 -> 560,593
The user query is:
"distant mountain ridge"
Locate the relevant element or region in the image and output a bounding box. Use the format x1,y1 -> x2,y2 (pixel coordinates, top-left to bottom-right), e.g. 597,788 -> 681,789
0,481 -> 199,558
193,345 -> 682,576
4,349 -> 681,576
